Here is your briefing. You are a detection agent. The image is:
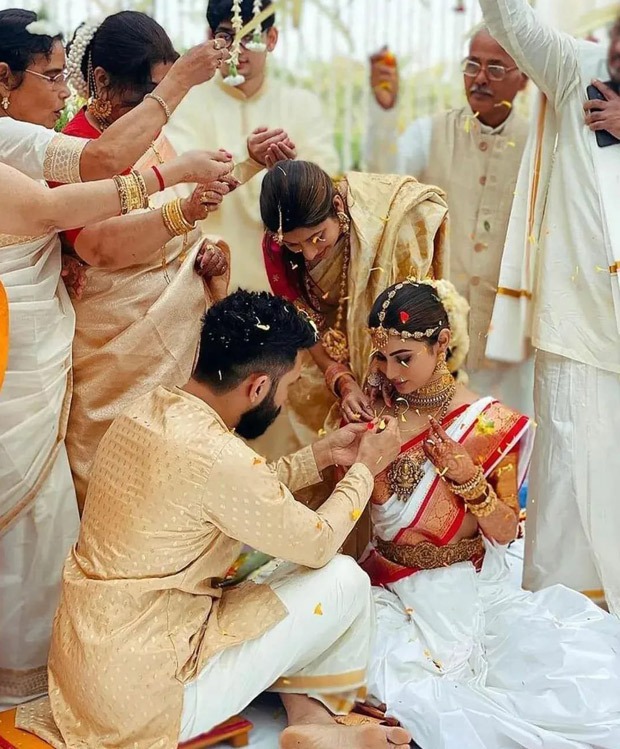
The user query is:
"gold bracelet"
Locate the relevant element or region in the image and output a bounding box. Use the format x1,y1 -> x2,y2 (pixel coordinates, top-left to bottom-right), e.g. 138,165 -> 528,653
162,198 -> 196,237
466,486 -> 499,518
113,174 -> 130,214
449,465 -> 487,501
145,93 -> 171,122
131,169 -> 149,210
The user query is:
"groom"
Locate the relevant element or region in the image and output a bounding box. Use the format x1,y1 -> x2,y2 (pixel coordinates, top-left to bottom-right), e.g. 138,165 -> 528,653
18,290 -> 408,749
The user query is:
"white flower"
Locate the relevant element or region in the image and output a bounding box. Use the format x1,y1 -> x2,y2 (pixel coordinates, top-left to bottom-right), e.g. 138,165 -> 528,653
25,20 -> 62,37
223,73 -> 246,87
245,40 -> 267,52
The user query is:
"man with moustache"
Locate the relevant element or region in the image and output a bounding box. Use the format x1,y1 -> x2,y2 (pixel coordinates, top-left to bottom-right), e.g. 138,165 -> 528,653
479,1 -> 620,615
21,289 -> 407,749
365,29 -> 531,414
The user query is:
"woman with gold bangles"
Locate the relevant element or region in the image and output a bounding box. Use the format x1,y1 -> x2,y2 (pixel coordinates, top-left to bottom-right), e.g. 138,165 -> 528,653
57,11 -> 296,510
361,278 -> 620,749
259,159 -> 450,452
0,8 -> 234,706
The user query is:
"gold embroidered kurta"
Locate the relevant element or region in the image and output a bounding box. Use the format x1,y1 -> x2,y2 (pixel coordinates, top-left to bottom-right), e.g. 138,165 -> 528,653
17,386 -> 373,749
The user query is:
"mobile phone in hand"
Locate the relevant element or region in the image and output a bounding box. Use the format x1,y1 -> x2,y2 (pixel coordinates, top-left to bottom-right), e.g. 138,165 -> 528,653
586,83 -> 620,148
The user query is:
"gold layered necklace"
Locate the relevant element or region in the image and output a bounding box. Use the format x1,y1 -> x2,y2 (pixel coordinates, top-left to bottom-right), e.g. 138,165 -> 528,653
395,370 -> 456,422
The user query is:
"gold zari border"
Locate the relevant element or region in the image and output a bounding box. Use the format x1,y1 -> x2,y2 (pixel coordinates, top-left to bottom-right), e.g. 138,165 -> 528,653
43,133 -> 86,184
496,286 -> 533,299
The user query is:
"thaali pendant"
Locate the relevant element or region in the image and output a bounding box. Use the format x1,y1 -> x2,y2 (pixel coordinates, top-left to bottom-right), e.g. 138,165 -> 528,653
387,454 -> 424,502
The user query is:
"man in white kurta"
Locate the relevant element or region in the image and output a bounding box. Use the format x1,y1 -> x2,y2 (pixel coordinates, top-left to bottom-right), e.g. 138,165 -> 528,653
365,32 -> 532,414
480,0 -> 620,614
165,2 -> 339,294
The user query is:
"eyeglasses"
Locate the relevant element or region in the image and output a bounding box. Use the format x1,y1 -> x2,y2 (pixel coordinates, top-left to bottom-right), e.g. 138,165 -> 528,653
461,58 -> 517,81
24,69 -> 69,87
213,29 -> 265,49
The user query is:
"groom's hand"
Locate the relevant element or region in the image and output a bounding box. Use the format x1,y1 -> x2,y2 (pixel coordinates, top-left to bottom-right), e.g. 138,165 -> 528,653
312,423 -> 369,472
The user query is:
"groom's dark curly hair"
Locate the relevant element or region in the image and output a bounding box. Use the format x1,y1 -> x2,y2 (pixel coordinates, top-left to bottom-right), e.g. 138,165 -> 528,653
194,289 -> 316,392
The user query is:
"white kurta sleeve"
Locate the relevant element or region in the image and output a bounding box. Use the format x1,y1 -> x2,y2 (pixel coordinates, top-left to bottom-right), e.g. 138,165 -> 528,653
364,101 -> 431,177
478,0 -> 582,105
293,90 -> 340,176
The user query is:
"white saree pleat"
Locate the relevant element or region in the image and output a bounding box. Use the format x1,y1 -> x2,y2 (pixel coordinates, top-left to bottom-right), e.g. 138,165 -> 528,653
0,232 -> 79,701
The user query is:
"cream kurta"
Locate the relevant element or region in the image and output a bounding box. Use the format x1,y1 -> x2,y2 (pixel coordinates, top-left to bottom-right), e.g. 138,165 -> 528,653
366,104 -> 528,374
165,76 -> 340,293
18,386 -> 373,749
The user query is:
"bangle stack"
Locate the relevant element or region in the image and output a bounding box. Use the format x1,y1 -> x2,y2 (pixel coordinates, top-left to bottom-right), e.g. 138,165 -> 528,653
325,362 -> 354,397
449,466 -> 499,518
113,169 -> 149,214
161,198 -> 196,237
144,92 -> 171,122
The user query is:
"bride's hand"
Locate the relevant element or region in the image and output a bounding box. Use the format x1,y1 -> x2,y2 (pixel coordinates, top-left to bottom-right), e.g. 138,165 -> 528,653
340,378 -> 374,423
422,416 -> 477,484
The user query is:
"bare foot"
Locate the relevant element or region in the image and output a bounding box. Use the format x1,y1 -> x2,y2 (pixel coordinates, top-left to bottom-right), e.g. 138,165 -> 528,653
280,722 -> 411,749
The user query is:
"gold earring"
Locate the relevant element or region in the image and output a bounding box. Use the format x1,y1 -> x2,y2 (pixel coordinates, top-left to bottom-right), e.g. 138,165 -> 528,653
337,211 -> 350,236
1,96 -> 9,111
87,95 -> 112,128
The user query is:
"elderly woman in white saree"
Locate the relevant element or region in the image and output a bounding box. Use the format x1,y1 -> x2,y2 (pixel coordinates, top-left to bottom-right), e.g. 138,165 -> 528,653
361,279 -> 620,749
0,9 -> 235,703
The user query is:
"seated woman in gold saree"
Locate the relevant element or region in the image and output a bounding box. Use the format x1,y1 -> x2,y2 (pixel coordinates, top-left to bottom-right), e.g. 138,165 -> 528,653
259,160 -> 450,452
362,279 -> 620,749
59,12 -> 294,510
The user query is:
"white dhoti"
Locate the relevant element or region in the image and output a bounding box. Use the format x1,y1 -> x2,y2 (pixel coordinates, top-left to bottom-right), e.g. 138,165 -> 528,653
179,555 -> 374,742
524,351 -> 620,614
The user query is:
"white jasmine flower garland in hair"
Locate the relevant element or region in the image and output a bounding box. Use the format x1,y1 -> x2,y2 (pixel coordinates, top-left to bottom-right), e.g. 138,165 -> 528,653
66,21 -> 100,98
25,20 -> 62,37
245,0 -> 267,51
223,0 -> 246,86
420,278 -> 470,375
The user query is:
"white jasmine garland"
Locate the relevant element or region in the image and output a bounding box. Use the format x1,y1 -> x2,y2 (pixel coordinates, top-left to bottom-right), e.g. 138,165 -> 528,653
245,0 -> 267,52
65,21 -> 100,98
223,0 -> 246,87
25,20 -> 62,37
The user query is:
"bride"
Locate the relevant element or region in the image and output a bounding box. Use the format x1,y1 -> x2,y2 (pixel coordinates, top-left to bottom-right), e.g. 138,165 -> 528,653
362,279 -> 620,748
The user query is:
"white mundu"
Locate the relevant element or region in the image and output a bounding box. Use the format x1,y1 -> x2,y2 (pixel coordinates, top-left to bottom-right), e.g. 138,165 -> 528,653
481,0 -> 620,613
165,75 -> 339,293
365,101 -> 533,415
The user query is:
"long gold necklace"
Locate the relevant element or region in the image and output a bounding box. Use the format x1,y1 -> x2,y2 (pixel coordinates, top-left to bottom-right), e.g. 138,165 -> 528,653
303,237 -> 351,364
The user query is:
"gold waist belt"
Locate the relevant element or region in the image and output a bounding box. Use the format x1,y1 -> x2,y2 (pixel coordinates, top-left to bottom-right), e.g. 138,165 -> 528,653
375,534 -> 485,570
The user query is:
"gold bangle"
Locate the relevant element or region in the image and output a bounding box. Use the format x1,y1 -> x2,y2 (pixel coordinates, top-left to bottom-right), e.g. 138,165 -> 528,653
449,465 -> 486,501
162,198 -> 196,237
113,174 -> 130,214
131,169 -> 149,210
466,486 -> 498,518
145,93 -> 171,122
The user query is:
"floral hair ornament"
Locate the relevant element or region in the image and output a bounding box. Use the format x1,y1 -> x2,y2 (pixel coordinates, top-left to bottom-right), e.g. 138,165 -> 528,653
368,278 -> 443,351
245,0 -> 267,51
25,20 -> 63,37
223,0 -> 246,86
66,21 -> 101,98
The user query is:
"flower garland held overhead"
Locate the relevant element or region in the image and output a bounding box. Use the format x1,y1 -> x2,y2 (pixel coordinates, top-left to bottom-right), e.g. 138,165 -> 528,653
223,0 -> 246,87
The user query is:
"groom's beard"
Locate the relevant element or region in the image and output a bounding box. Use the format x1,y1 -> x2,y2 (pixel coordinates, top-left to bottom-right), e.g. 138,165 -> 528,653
235,384 -> 281,440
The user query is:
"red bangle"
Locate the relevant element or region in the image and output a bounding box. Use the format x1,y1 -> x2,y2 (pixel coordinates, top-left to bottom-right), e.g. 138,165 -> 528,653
151,165 -> 165,192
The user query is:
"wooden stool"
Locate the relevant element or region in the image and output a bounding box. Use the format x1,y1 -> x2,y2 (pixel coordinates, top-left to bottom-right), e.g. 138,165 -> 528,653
0,709 -> 252,749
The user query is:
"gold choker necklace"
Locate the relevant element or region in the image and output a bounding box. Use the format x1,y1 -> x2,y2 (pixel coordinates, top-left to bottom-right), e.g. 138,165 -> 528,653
400,372 -> 455,413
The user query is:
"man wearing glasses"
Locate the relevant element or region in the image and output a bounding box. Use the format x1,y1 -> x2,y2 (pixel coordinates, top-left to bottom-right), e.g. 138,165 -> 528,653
364,28 -> 531,415
165,0 -> 339,296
